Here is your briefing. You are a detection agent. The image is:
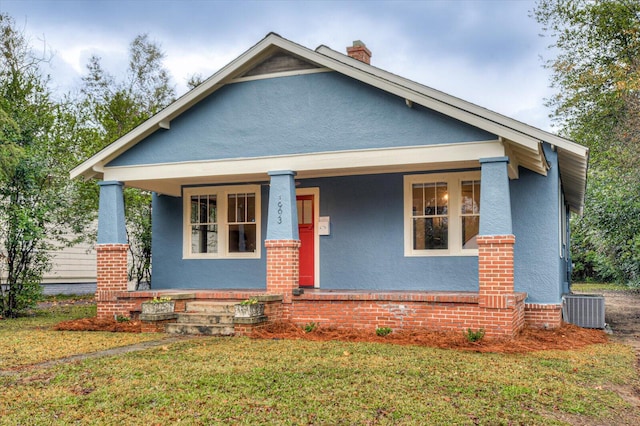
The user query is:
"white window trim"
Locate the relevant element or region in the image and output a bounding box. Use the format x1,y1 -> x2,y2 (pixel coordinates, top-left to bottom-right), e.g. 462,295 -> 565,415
183,184 -> 261,259
559,181 -> 567,259
404,172 -> 480,257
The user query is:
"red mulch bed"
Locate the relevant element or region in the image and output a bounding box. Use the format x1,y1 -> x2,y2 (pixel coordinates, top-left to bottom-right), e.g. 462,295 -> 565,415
250,321 -> 609,354
54,317 -> 608,353
54,317 -> 142,333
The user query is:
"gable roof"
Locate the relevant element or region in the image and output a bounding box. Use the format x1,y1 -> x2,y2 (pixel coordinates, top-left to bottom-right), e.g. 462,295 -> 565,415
70,32 -> 588,213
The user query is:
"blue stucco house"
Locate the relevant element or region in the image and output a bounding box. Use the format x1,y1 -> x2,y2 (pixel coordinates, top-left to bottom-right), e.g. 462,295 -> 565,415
71,33 -> 588,336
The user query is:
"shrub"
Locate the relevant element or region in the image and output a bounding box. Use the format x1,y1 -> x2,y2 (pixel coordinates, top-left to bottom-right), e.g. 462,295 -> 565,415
465,328 -> 485,342
303,322 -> 317,333
376,327 -> 392,337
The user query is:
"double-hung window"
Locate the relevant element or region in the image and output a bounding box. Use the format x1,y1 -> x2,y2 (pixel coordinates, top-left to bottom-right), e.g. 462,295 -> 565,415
404,172 -> 480,256
183,185 -> 261,259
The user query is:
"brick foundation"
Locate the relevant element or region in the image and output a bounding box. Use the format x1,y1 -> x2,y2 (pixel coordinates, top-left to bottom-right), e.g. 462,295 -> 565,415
525,303 -> 563,329
265,239 -> 300,311
288,291 -> 526,338
96,244 -> 130,319
112,289 -> 558,336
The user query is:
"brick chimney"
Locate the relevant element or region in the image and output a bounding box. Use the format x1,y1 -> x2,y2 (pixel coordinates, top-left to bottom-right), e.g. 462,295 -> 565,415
346,40 -> 371,64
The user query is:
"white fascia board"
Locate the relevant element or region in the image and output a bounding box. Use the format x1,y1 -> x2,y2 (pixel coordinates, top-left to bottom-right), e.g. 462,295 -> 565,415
103,140 -> 504,183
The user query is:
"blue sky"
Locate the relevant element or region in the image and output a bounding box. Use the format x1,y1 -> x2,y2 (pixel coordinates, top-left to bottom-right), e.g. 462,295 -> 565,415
2,0 -> 556,130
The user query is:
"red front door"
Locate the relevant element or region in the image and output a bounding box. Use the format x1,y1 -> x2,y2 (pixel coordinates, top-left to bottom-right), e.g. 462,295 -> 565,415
297,195 -> 315,287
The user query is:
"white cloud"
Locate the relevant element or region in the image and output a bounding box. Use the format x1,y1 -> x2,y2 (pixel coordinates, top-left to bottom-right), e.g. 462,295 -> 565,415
3,0 -> 554,131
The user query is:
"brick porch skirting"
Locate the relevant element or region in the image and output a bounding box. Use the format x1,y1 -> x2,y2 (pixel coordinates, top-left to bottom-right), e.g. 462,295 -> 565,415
111,290 -> 561,336
524,303 -> 563,329
288,290 -> 528,338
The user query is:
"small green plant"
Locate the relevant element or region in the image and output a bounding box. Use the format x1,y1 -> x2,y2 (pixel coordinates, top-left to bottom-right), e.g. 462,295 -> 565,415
115,315 -> 130,323
465,328 -> 485,342
239,297 -> 259,306
149,296 -> 172,304
303,322 -> 317,333
376,327 -> 392,337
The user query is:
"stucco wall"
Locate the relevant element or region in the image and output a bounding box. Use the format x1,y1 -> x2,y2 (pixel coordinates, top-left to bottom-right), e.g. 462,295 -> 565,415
151,188 -> 269,289
138,72 -> 565,300
151,173 -> 479,291
109,72 -> 496,167
300,174 -> 479,290
510,144 -> 563,304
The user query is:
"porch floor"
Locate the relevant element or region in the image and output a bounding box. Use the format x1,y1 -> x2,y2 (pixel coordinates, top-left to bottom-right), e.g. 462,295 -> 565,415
117,288 -> 482,304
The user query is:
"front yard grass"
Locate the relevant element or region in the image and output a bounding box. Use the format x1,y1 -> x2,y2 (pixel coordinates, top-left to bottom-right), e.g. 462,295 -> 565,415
0,304 -> 161,369
1,304 -> 638,425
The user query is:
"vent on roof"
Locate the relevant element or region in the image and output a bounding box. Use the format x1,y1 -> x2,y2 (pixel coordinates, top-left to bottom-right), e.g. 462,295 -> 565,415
562,294 -> 605,329
242,51 -> 320,77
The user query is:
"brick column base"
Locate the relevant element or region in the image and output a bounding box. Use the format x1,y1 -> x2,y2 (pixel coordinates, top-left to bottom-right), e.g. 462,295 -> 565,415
478,235 -> 515,306
96,244 -> 130,319
477,235 -> 524,337
265,240 -> 300,317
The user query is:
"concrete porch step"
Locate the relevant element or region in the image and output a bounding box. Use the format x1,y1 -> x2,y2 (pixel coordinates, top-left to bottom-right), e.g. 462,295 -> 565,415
185,301 -> 236,314
165,323 -> 235,336
176,312 -> 234,325
165,302 -> 237,335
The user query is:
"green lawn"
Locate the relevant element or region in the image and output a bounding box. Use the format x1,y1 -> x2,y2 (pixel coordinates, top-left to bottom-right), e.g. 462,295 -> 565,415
0,305 -> 638,425
0,304 -> 162,369
571,282 -> 632,292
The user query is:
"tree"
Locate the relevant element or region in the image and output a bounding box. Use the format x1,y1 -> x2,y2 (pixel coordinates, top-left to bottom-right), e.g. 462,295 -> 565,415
0,13 -> 84,316
186,73 -> 205,90
79,34 -> 175,288
535,0 -> 640,286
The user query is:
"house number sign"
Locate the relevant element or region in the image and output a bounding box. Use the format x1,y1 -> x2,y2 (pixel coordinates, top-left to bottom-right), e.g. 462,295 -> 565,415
277,196 -> 283,224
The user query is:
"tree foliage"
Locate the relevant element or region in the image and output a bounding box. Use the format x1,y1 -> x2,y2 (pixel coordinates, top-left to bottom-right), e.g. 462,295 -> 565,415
535,0 -> 640,286
536,0 -> 640,166
0,13 -> 83,316
0,16 -> 177,316
79,34 -> 175,288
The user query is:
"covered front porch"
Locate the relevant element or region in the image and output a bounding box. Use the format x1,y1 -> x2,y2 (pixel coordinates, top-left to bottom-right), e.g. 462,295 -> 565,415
93,152 -> 558,337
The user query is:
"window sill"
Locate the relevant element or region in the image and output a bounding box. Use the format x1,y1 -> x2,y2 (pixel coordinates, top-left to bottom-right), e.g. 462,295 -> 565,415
404,250 -> 479,257
183,253 -> 261,260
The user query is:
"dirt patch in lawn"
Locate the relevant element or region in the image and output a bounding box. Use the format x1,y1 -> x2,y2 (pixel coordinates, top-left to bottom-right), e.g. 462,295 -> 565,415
597,289 -> 640,353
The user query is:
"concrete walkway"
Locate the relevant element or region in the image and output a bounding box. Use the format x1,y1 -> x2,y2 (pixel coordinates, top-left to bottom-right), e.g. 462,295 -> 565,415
0,335 -> 196,377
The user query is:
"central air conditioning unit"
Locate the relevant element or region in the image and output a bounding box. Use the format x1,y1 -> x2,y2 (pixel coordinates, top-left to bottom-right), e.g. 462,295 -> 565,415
562,294 -> 605,329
